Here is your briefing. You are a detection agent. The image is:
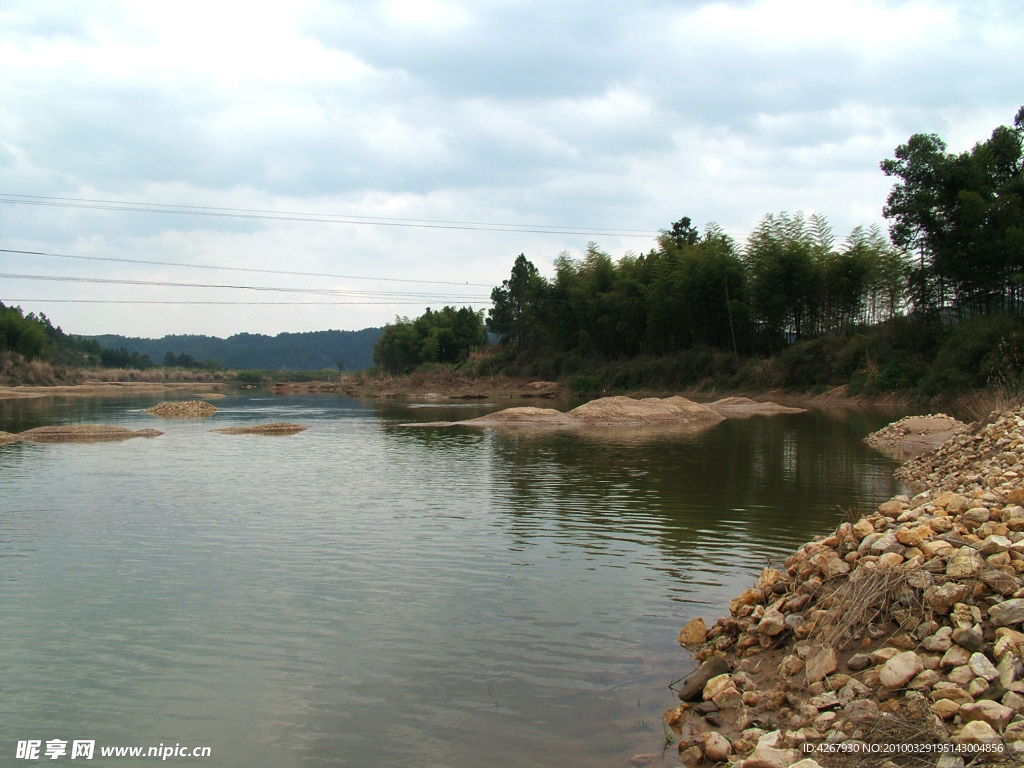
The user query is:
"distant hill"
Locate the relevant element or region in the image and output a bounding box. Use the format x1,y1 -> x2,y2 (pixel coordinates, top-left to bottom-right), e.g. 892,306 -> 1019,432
87,328 -> 384,371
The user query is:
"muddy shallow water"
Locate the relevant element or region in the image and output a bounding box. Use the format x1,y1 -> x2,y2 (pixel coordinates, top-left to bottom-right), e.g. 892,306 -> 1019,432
0,393 -> 910,767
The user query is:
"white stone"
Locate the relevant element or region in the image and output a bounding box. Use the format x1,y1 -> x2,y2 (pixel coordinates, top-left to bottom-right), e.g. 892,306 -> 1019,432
970,653 -> 1000,682
880,652 -> 924,689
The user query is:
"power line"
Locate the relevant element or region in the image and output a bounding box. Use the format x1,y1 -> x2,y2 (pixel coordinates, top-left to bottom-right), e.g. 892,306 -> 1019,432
0,247 -> 495,288
0,193 -> 661,238
0,272 -> 492,300
2,298 -> 480,306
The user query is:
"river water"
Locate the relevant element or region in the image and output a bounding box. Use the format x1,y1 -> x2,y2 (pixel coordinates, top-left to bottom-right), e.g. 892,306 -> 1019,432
0,393 -> 909,767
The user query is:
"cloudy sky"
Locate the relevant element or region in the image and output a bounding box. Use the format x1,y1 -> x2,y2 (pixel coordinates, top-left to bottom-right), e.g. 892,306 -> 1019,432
0,0 -> 1020,338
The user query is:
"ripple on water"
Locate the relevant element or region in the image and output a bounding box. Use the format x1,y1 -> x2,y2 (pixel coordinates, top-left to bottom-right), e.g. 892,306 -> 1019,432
0,394 -> 906,767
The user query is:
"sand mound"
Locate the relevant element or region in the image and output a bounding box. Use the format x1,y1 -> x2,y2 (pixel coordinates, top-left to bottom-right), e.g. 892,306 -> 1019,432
0,430 -> 20,446
416,396 -> 725,428
146,401 -> 218,418
461,407 -> 577,426
569,396 -> 724,425
662,396 -> 730,422
210,422 -> 307,435
404,395 -> 804,429
17,425 -> 165,443
865,413 -> 969,460
706,396 -> 806,416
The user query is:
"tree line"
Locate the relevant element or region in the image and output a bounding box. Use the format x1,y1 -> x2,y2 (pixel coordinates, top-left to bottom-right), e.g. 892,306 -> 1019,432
483,107 -> 1023,364
0,302 -> 224,370
371,106 -> 1022,389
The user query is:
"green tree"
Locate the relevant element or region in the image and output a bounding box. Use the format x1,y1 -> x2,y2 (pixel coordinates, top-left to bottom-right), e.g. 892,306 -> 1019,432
487,254 -> 550,349
373,306 -> 487,373
881,106 -> 1024,316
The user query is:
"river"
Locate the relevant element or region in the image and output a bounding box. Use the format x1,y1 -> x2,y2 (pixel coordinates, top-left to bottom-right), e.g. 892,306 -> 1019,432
0,393 -> 909,767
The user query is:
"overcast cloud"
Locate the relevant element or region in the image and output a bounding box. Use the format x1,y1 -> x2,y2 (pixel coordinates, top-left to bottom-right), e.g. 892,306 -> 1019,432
0,0 -> 1020,337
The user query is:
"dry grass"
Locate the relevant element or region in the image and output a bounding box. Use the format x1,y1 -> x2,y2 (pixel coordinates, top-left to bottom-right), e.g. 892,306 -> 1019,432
960,388 -> 1024,426
817,707 -> 949,768
810,566 -> 921,650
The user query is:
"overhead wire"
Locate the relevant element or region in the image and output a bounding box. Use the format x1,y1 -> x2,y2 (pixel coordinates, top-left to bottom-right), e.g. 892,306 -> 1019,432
1,298 -> 479,306
0,193 -> 662,238
0,272 -> 492,300
0,247 -> 494,288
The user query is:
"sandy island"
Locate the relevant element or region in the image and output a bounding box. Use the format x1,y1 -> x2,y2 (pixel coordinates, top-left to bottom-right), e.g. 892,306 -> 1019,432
4,425 -> 165,443
864,414 -> 971,460
401,395 -> 805,428
146,401 -> 219,418
210,422 -> 307,435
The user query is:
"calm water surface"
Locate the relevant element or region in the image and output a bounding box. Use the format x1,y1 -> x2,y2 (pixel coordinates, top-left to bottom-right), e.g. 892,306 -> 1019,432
0,393 -> 909,767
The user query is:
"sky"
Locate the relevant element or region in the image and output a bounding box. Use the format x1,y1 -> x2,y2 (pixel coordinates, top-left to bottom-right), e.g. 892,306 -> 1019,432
0,0 -> 1021,338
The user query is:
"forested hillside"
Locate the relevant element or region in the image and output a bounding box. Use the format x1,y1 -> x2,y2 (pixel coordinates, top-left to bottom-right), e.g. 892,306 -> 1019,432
89,328 -> 383,371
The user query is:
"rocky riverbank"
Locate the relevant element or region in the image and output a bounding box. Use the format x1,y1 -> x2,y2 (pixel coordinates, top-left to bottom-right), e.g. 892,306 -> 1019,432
667,408 -> 1024,767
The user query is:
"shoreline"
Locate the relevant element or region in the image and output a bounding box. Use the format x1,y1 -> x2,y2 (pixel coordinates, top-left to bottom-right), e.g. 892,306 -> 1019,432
665,407 -> 1024,766
0,381 -> 229,400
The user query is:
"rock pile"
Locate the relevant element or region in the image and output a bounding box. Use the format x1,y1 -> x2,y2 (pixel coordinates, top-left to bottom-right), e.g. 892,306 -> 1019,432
897,411 -> 1024,495
667,407 -> 1024,767
146,401 -> 218,418
866,415 -> 970,460
0,430 -> 18,446
210,422 -> 307,435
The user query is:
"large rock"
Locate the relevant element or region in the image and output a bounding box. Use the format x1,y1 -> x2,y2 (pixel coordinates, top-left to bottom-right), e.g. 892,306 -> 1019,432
758,568 -> 786,592
942,646 -> 973,669
926,583 -> 969,614
990,599 -> 1024,627
970,653 -> 1000,682
678,656 -> 730,701
730,589 -> 763,615
704,673 -> 742,709
756,609 -> 786,637
956,719 -> 1000,745
961,700 -> 1014,730
703,732 -> 732,763
953,626 -> 984,652
983,570 -> 1019,596
852,519 -> 874,539
880,651 -> 924,689
947,550 -> 985,578
878,500 -> 903,518
678,617 -> 706,646
805,645 -> 837,684
739,745 -> 802,768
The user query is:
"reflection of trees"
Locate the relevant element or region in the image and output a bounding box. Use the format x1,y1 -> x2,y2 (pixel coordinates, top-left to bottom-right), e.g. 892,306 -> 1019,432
478,411 -> 904,604
0,394 -> 159,433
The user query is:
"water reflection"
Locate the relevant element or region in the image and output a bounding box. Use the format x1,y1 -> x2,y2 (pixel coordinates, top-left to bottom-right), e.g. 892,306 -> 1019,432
1,393 -> 910,768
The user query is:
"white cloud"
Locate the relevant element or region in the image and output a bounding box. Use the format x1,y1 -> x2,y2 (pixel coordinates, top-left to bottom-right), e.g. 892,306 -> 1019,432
0,0 -> 1020,336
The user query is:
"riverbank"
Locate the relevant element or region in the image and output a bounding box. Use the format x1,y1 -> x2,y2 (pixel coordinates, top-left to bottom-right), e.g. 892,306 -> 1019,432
0,381 -> 229,400
666,407 -> 1024,766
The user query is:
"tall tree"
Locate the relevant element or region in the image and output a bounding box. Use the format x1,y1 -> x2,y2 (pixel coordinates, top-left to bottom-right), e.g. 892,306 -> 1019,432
487,255 -> 550,349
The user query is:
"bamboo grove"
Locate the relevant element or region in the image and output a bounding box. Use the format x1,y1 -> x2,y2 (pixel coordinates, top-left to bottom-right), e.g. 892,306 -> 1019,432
486,107 -> 1024,363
